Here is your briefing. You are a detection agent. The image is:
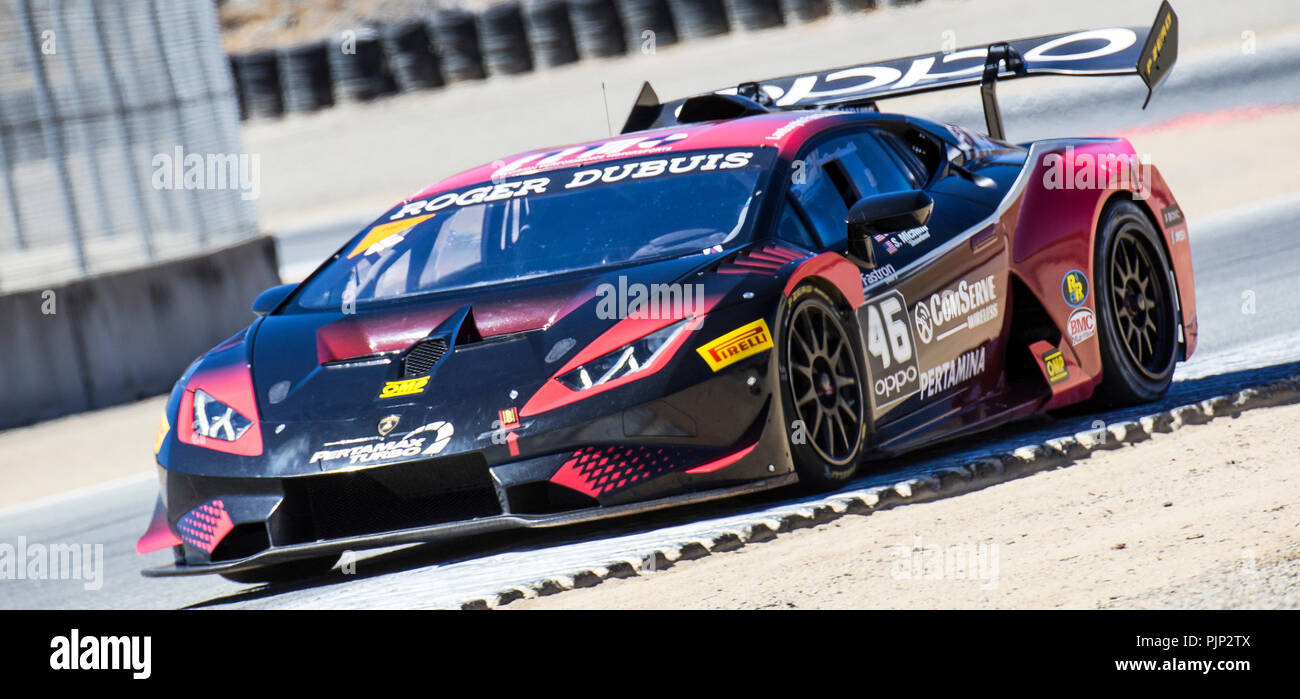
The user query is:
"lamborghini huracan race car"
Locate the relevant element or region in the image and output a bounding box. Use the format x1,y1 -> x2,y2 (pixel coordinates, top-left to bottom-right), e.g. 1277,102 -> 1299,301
138,4 -> 1193,581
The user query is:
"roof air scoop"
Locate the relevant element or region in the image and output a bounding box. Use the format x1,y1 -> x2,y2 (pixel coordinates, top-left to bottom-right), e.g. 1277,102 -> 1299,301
619,81 -> 770,133
676,93 -> 769,124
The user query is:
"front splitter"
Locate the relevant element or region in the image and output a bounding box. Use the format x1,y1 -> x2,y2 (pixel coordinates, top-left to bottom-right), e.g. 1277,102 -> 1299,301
142,472 -> 797,577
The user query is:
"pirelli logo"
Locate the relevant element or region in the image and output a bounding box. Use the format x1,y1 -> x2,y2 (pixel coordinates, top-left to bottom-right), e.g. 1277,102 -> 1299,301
380,376 -> 429,398
1144,10 -> 1173,77
696,319 -> 773,372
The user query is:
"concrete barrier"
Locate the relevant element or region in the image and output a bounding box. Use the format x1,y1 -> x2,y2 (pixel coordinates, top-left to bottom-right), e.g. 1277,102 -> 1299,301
0,236 -> 280,430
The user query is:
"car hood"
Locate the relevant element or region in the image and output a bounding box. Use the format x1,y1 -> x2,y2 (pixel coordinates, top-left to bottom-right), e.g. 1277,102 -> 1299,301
250,253 -> 722,427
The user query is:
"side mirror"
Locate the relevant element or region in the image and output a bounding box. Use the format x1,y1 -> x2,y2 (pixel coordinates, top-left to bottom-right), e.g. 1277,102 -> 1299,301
252,283 -> 296,316
846,190 -> 934,267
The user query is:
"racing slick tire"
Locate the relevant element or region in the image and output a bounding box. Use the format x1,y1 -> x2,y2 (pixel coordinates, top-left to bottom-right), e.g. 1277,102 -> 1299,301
779,285 -> 867,490
1093,200 -> 1179,407
219,555 -> 339,584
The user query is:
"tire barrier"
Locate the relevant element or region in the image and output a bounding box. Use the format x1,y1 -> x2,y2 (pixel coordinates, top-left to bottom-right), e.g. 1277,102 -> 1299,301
523,0 -> 581,68
726,0 -> 783,31
381,20 -> 445,92
479,2 -> 535,75
229,56 -> 247,121
666,0 -> 730,40
429,9 -> 487,82
615,0 -> 678,53
781,0 -> 829,25
328,29 -> 397,102
230,50 -> 283,119
569,0 -> 626,58
228,0 -> 925,120
278,41 -> 334,113
828,0 -> 877,14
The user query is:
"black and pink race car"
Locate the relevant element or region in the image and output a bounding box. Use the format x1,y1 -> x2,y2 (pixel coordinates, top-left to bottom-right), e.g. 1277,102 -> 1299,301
139,4 -> 1192,581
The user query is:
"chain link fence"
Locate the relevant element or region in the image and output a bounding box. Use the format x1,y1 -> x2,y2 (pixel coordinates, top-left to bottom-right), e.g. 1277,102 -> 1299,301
0,0 -> 258,293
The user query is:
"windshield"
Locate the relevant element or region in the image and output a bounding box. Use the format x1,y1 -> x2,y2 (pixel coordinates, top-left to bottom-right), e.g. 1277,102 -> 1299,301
293,147 -> 776,311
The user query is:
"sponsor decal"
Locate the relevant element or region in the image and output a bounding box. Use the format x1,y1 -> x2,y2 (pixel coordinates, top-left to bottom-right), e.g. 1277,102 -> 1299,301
1068,308 -> 1096,345
309,420 -> 454,466
493,407 -> 521,457
913,274 -> 998,344
154,414 -> 169,455
1142,8 -> 1174,80
1162,204 -> 1187,242
763,112 -> 834,140
379,376 -> 429,399
875,225 -> 931,255
389,149 -> 755,223
1042,349 -> 1069,384
1161,203 -> 1184,228
697,318 -> 773,371
873,233 -> 899,255
919,345 -> 986,400
348,214 -> 434,259
863,290 -> 920,405
492,132 -> 691,178
763,28 -> 1138,108
1062,270 -> 1089,307
377,415 -> 400,437
861,263 -> 897,288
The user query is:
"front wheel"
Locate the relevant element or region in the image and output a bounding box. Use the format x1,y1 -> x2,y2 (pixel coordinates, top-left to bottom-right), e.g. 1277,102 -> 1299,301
779,285 -> 867,489
1094,200 -> 1179,407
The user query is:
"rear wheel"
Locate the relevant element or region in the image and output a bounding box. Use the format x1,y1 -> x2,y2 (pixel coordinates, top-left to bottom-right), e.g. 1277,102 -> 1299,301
219,554 -> 338,584
1094,200 -> 1179,406
780,285 -> 866,489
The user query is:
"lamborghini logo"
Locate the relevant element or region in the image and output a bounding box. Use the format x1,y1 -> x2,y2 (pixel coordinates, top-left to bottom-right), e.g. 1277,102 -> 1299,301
697,319 -> 773,372
377,415 -> 401,437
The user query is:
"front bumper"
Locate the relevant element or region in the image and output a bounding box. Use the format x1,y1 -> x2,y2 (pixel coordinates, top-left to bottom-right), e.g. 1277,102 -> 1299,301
142,472 -> 795,577
142,353 -> 800,576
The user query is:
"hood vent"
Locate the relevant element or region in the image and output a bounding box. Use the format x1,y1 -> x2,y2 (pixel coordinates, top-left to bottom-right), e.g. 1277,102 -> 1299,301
402,337 -> 449,377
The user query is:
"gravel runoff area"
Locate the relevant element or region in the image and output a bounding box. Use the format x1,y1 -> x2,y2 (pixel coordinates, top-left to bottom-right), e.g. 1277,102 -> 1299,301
509,400 -> 1300,609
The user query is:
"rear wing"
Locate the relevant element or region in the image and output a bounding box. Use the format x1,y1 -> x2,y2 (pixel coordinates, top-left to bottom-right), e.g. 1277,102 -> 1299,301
622,1 -> 1178,140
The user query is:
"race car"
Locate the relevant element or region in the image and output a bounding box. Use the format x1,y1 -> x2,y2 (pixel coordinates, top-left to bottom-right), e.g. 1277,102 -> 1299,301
138,3 -> 1193,581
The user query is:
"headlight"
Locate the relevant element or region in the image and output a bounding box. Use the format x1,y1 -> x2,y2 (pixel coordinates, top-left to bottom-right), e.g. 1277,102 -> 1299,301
556,320 -> 687,391
192,389 -> 253,441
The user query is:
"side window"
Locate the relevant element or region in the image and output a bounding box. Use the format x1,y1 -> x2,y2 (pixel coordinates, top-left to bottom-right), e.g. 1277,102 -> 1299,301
774,196 -> 817,250
836,131 -> 916,196
790,130 -> 917,247
873,128 -> 944,186
790,147 -> 855,247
